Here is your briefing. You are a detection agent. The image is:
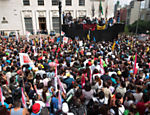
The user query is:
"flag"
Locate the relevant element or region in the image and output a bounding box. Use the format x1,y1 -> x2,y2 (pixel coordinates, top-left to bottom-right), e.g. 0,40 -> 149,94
21,88 -> 27,108
19,53 -> 35,68
112,41 -> 116,51
81,74 -> 85,88
40,35 -> 42,48
93,37 -> 96,42
63,37 -> 68,44
57,77 -> 66,94
54,65 -> 58,92
105,3 -> 108,19
58,90 -> 62,110
61,31 -> 65,36
100,57 -> 105,75
133,53 -> 137,75
15,31 -> 19,42
87,34 -> 90,40
0,87 -> 4,105
99,0 -> 103,15
90,69 -> 92,84
26,31 -> 30,42
33,48 -> 37,56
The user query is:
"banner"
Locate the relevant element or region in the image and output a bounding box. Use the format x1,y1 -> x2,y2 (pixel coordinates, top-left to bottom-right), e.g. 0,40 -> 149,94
133,53 -> 137,75
21,88 -> 27,108
63,37 -> 68,44
0,87 -> 4,105
19,53 -> 35,68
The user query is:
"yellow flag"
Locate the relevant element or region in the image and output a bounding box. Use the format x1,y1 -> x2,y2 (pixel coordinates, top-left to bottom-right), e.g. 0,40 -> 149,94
87,34 -> 90,40
112,42 -> 116,51
146,47 -> 149,52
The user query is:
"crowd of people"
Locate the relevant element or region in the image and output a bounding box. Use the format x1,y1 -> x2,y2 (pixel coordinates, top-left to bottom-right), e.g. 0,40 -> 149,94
63,12 -> 116,27
0,34 -> 150,115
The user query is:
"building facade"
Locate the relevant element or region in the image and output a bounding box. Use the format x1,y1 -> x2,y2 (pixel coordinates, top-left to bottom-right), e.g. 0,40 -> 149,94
140,0 -> 150,21
0,0 -> 114,35
126,0 -> 141,25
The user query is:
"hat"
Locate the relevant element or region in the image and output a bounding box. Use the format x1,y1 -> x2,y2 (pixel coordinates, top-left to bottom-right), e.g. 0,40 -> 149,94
32,103 -> 41,114
117,71 -> 122,75
62,102 -> 69,113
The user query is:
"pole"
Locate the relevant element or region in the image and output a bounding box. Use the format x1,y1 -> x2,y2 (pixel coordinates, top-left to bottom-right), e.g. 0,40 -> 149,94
135,1 -> 141,35
59,0 -> 62,38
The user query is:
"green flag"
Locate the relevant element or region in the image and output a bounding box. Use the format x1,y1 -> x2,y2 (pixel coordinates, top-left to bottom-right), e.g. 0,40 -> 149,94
99,0 -> 103,15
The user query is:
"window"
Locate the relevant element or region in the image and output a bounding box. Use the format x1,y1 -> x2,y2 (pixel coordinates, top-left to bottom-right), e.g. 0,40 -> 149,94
52,17 -> 59,33
38,0 -> 44,5
52,0 -> 58,5
66,0 -> 72,6
24,18 -> 33,33
149,0 -> 150,8
23,0 -> 30,5
79,0 -> 85,6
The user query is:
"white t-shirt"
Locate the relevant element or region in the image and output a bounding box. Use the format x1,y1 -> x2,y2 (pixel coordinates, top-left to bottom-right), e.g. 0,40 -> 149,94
133,93 -> 143,104
110,105 -> 125,115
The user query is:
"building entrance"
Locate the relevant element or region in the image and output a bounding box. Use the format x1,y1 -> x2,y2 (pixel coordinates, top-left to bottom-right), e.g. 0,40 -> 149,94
38,17 -> 47,33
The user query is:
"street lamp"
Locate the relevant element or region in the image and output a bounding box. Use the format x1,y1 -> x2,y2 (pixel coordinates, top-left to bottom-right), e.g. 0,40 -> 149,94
58,0 -> 62,38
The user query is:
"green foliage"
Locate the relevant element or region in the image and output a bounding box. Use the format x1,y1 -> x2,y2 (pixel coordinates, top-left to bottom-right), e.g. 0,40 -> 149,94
127,20 -> 150,34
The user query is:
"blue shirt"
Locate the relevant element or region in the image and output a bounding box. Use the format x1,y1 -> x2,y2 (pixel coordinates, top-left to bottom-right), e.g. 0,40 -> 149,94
51,97 -> 64,109
0,102 -> 9,109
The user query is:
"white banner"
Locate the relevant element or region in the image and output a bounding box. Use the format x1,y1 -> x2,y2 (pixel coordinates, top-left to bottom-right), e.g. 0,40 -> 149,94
63,37 -> 68,44
19,53 -> 35,68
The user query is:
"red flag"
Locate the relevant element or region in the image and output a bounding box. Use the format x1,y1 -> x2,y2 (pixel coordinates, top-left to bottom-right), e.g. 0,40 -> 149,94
133,53 -> 137,75
23,55 -> 30,63
21,88 -> 27,108
81,74 -> 85,88
0,87 -> 4,105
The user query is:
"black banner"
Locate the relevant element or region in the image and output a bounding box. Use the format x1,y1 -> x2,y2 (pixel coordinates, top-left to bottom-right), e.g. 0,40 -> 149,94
62,23 -> 125,42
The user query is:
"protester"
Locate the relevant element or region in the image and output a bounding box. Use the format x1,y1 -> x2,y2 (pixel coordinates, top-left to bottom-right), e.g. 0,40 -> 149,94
0,32 -> 149,115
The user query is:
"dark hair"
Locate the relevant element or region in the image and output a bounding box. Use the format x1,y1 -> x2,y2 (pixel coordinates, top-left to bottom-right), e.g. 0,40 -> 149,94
99,91 -> 105,99
116,92 -> 122,99
14,99 -> 21,108
127,93 -> 135,101
136,86 -> 142,93
0,106 -> 9,115
84,82 -> 91,91
115,99 -> 122,107
121,81 -> 126,88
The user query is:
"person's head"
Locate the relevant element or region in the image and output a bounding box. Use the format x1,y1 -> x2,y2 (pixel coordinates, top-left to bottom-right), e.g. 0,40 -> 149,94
0,106 -> 9,115
116,92 -> 122,100
129,104 -> 138,114
84,82 -> 91,91
115,99 -> 122,107
99,91 -> 105,99
14,99 -> 21,108
120,81 -> 126,88
103,82 -> 108,88
126,92 -> 135,101
32,103 -> 41,114
136,86 -> 142,93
